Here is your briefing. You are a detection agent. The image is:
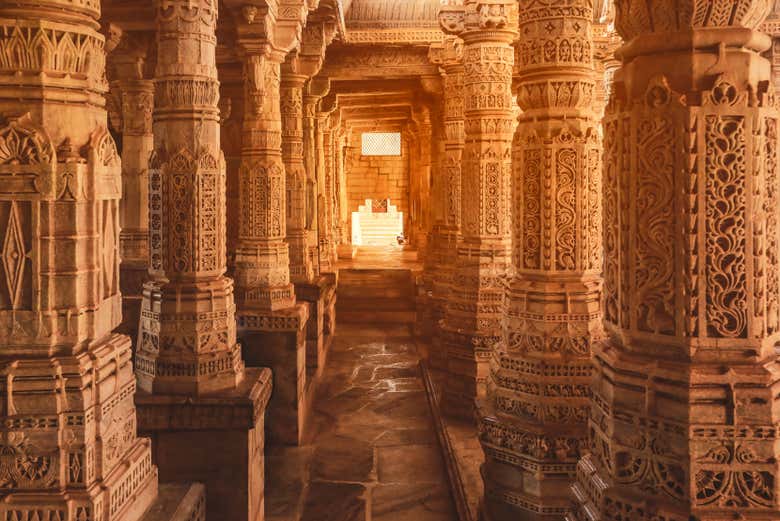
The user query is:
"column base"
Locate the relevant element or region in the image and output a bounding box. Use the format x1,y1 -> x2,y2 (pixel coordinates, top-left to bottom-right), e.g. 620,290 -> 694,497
119,259 -> 147,339
476,399 -> 579,521
141,483 -> 206,521
136,368 -> 273,521
0,438 -> 159,521
416,292 -> 446,345
337,243 -> 358,259
237,304 -> 312,445
438,326 -> 494,420
294,274 -> 338,375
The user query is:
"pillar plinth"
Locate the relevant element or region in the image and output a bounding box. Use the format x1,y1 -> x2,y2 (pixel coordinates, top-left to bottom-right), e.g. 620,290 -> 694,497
570,1 -> 780,520
437,0 -> 518,419
133,3 -> 270,520
478,1 -> 603,519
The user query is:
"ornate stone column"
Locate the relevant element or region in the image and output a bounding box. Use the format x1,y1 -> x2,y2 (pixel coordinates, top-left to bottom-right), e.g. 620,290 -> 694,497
308,78 -> 332,272
303,82 -> 321,274
118,79 -> 154,339
282,58 -> 314,284
0,1 -> 205,519
570,1 -> 780,520
137,0 -> 243,397
111,35 -> 155,341
134,2 -> 272,520
219,66 -> 246,271
427,35 -> 465,367
231,31 -> 309,444
477,1 -> 602,518
437,0 -> 518,418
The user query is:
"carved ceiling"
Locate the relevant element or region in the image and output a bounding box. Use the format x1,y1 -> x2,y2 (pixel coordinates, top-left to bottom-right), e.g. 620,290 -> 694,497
343,0 -> 443,44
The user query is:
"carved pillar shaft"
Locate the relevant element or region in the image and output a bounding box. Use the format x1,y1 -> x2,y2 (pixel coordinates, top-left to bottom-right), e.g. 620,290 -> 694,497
118,79 -> 154,338
438,0 -> 518,419
571,1 -> 780,520
303,90 -> 320,276
282,69 -> 313,284
478,1 -> 603,518
0,0 -> 160,517
426,36 -> 465,351
136,0 -> 244,395
233,51 -> 296,311
317,112 -> 335,272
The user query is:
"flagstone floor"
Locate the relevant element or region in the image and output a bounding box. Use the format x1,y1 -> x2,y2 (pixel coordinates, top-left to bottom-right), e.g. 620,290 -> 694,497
265,323 -> 456,521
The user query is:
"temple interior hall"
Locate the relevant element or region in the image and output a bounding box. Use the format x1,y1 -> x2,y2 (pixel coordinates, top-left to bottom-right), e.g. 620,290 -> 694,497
4,0 -> 780,520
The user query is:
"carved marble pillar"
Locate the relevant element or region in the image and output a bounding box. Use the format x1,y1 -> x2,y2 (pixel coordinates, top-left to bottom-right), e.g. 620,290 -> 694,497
427,36 -> 465,365
220,69 -> 245,271
437,0 -> 518,419
303,83 -> 321,276
232,47 -> 309,446
118,79 -> 154,340
570,1 -> 780,520
234,50 -> 296,311
137,0 -> 243,396
316,111 -> 333,272
0,1 -> 173,519
477,1 -> 602,519
134,2 -> 271,520
413,113 -> 433,257
282,61 -> 314,284
309,80 -> 332,273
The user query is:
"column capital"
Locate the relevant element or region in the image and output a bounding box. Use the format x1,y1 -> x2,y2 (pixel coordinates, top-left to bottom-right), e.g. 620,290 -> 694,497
439,0 -> 518,43
615,0 -> 772,43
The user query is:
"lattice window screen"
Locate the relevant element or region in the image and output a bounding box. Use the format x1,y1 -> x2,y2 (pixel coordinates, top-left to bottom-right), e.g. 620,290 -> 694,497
361,132 -> 401,156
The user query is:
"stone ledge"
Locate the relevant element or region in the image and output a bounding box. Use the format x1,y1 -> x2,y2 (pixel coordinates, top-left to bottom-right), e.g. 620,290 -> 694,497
140,483 -> 206,521
135,368 -> 273,431
420,360 -> 482,521
294,273 -> 337,301
237,303 -> 310,333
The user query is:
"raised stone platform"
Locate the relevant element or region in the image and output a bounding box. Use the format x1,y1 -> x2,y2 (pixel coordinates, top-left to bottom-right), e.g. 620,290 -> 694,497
237,304 -> 312,445
421,360 -> 484,521
295,274 -> 338,375
140,483 -> 206,521
136,368 -> 273,521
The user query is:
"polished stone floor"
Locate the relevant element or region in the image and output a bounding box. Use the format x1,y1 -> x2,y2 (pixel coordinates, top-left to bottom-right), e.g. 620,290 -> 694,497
265,323 -> 457,521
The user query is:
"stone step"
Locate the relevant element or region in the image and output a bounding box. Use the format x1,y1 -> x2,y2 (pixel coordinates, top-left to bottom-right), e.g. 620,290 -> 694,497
140,483 -> 206,521
337,309 -> 416,324
336,268 -> 417,324
337,296 -> 416,312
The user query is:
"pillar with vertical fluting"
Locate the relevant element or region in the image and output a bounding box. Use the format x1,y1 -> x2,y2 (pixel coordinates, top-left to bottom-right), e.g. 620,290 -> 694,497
570,1 -> 780,520
477,1 -> 603,518
136,0 -> 244,395
437,0 -> 518,419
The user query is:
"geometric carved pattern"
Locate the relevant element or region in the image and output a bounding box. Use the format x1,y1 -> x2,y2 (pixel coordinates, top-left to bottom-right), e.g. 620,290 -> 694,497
2,201 -> 27,309
360,132 -> 401,156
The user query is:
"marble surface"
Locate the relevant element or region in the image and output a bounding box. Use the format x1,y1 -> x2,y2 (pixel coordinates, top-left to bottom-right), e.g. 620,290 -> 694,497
265,323 -> 457,521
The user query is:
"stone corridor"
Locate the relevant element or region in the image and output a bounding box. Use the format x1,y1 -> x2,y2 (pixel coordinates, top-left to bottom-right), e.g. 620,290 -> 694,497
9,0 -> 780,520
266,322 -> 456,521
